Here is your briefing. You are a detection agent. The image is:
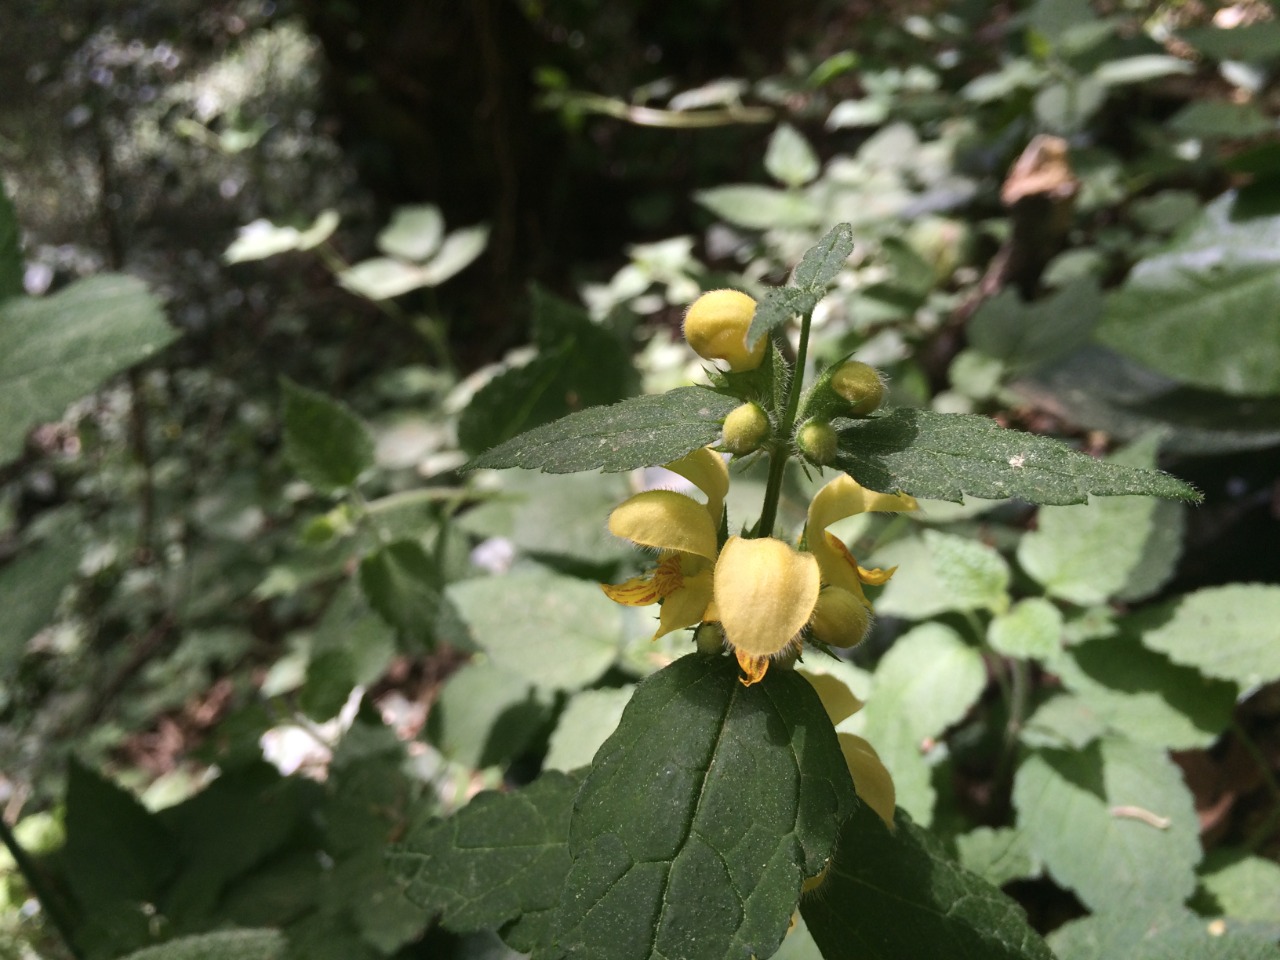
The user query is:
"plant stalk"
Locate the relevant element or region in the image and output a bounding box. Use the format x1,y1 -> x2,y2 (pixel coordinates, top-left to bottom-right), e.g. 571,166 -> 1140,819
757,310 -> 813,539
0,816 -> 84,960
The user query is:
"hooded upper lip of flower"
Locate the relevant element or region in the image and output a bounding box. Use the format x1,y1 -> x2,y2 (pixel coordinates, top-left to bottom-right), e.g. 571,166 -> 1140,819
805,474 -> 918,605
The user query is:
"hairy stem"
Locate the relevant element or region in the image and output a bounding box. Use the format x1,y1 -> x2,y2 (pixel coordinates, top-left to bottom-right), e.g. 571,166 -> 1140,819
757,310 -> 812,539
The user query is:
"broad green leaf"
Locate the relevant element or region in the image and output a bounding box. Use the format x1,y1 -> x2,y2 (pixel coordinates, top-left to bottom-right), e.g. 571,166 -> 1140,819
1092,55 -> 1193,86
0,274 -> 176,464
834,408 -> 1199,504
988,598 -> 1063,661
872,530 -> 1011,620
390,771 -> 579,949
826,97 -> 889,128
1181,21 -> 1280,62
299,648 -> 358,722
280,379 -> 374,492
764,124 -> 820,188
1013,739 -> 1200,912
1018,440 -> 1184,604
543,686 -> 634,772
1198,851 -> 1280,924
359,540 -> 467,650
746,286 -> 822,348
467,387 -> 739,474
1048,907 -> 1280,960
967,279 -> 1101,376
853,623 -> 987,823
116,930 -> 286,960
0,511 -> 81,676
771,914 -> 824,960
695,185 -> 822,230
801,803 -> 1054,960
0,181 -> 21,301
1020,693 -> 1106,750
1169,101 -> 1273,139
310,580 -> 397,687
1050,636 -> 1237,749
427,661 -> 550,768
447,571 -> 621,692
548,654 -> 856,960
1133,584 -> 1280,688
376,204 -> 444,262
954,827 -> 1040,888
1096,191 -> 1280,396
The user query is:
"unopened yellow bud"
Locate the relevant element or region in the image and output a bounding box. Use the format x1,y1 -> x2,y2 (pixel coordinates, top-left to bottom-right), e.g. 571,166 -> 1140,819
797,420 -> 838,466
722,402 -> 770,454
810,587 -> 871,648
830,361 -> 884,416
683,289 -> 765,372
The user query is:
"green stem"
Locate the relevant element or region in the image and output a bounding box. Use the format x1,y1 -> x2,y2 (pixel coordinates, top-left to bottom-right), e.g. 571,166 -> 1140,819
0,816 -> 84,960
757,311 -> 813,539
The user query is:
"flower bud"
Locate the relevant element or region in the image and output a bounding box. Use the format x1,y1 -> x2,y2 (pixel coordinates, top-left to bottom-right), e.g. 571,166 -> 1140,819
694,622 -> 726,656
683,289 -> 766,372
722,402 -> 770,455
797,419 -> 838,466
830,361 -> 884,416
810,587 -> 871,648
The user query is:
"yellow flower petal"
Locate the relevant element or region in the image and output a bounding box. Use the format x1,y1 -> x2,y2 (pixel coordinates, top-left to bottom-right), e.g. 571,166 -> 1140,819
810,586 -> 872,649
838,732 -> 897,831
655,565 -> 714,639
807,474 -> 918,534
663,447 -> 730,529
799,670 -> 864,726
601,554 -> 683,607
608,490 -> 718,559
715,536 -> 820,659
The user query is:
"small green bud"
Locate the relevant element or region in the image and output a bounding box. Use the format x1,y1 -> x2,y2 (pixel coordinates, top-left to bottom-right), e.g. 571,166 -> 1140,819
695,622 -> 726,656
810,587 -> 871,648
722,402 -> 770,455
830,361 -> 885,416
797,419 -> 838,466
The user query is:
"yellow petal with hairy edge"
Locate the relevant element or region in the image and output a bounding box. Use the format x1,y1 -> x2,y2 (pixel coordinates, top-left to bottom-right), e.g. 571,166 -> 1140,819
655,566 -> 714,639
799,670 -> 864,726
715,536 -> 820,658
839,732 -> 897,831
608,490 -> 718,559
601,554 -> 683,607
810,586 -> 872,649
857,564 -> 896,586
663,446 -> 729,529
807,474 -> 918,536
735,650 -> 770,686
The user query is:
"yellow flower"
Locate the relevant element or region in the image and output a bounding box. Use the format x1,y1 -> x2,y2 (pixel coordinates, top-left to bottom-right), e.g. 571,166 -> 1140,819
602,447 -> 728,640
683,289 -> 766,372
805,475 -> 917,648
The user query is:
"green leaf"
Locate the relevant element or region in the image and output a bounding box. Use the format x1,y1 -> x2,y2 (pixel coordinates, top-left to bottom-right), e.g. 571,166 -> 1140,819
746,286 -> 822,348
0,274 -> 176,464
954,827 -> 1040,888
1013,739 -> 1200,912
0,180 -> 21,301
377,204 -> 444,262
988,598 -> 1063,661
1050,635 -> 1237,750
427,661 -> 550,768
1133,584 -> 1280,688
872,529 -> 1011,620
1096,191 -> 1280,396
547,654 -> 856,960
359,540 -> 467,650
1021,693 -> 1106,750
1091,55 -> 1194,86
967,279 -> 1101,377
792,223 -> 857,289
223,211 -> 339,264
419,224 -> 489,285
1198,851 -> 1280,924
1181,21 -> 1280,62
337,257 -> 431,300
1169,101 -> 1274,139
764,124 -> 820,188
467,387 -> 738,474
543,686 -> 634,773
115,930 -> 286,960
1048,908 -> 1280,960
390,771 -> 579,949
695,185 -> 821,230
834,408 -> 1199,504
801,804 -> 1054,960
0,512 -> 81,676
852,623 -> 987,824
280,378 -> 374,492
447,571 -> 621,692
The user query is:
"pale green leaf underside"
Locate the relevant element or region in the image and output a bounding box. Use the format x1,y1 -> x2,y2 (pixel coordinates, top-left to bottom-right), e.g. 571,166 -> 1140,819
467,387 -> 738,474
280,378 -> 374,492
1049,908 -> 1280,960
835,409 -> 1198,504
115,930 -> 286,960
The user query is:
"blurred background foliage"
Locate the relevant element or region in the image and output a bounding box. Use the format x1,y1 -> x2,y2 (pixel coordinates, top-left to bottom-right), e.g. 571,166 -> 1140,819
1,0 -> 1280,958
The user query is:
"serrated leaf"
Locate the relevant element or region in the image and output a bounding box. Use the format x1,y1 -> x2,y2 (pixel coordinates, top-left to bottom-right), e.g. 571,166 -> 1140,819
1048,908 -> 1280,960
872,529 -> 1011,620
467,387 -> 738,474
0,512 -> 81,675
791,222 -> 856,289
764,124 -> 820,188
115,930 -> 286,960
1050,635 -> 1237,750
447,571 -> 621,692
1013,739 -> 1200,913
280,379 -> 374,492
1096,191 -> 1280,396
801,803 -> 1054,960
954,827 -> 1040,887
390,771 -> 578,945
1198,851 -> 1280,924
1021,693 -> 1107,750
746,286 -> 822,348
376,204 -> 444,262
967,279 -> 1101,377
1133,584 -> 1280,688
695,185 -> 822,230
1169,101 -> 1273,139
0,181 -> 22,301
834,408 -> 1199,504
359,540 -> 467,650
543,686 -> 634,773
1092,55 -> 1194,86
1180,21 -> 1280,62
427,661 -> 550,768
988,598 -> 1063,660
0,274 -> 176,464
547,654 -> 856,960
